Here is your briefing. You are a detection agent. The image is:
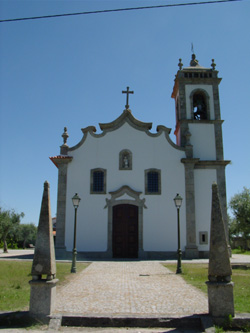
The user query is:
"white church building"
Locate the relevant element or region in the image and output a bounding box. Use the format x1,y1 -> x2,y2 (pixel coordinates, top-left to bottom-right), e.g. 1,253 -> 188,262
50,54 -> 230,260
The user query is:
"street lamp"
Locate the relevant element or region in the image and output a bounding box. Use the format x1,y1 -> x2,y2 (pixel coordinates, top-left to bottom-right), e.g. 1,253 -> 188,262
174,193 -> 183,274
71,193 -> 81,273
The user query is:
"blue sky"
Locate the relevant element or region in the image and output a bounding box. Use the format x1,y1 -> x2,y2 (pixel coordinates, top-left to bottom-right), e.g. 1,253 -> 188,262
0,0 -> 249,225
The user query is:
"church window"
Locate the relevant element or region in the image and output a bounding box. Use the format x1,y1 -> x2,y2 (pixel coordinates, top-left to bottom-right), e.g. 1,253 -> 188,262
199,231 -> 208,245
192,91 -> 207,120
145,169 -> 161,195
90,168 -> 106,194
119,149 -> 132,170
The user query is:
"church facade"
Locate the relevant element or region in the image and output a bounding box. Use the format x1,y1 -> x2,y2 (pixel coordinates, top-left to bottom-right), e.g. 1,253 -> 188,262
50,55 -> 230,260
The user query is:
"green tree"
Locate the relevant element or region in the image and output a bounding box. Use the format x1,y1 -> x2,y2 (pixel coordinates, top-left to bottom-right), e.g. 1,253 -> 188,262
229,187 -> 250,250
17,223 -> 37,248
0,208 -> 24,253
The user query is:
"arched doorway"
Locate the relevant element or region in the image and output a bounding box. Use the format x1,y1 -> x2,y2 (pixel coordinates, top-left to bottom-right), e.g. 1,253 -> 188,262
112,204 -> 138,258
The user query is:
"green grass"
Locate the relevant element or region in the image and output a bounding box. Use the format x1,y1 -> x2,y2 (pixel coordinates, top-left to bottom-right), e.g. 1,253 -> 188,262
0,261 -> 89,311
232,248 -> 250,255
164,263 -> 250,313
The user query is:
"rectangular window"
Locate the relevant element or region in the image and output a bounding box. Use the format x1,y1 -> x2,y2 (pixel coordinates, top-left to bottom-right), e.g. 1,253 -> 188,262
199,231 -> 208,245
93,171 -> 104,192
90,169 -> 106,194
147,172 -> 159,193
145,169 -> 161,195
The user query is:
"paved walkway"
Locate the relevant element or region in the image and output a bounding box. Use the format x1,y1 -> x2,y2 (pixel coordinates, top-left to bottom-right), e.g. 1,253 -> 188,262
55,261 -> 208,316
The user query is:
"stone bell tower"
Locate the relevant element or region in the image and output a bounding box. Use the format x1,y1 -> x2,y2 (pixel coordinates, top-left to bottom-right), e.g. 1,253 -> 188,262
171,54 -> 230,258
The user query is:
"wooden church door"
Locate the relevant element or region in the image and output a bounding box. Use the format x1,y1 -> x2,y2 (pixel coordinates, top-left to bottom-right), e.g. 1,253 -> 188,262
112,204 -> 138,258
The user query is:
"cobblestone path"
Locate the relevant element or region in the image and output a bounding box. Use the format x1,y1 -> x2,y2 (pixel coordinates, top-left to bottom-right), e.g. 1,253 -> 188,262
55,261 -> 208,316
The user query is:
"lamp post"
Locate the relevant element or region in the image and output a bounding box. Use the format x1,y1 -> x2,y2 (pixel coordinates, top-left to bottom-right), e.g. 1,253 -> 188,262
71,193 -> 81,273
174,193 -> 183,274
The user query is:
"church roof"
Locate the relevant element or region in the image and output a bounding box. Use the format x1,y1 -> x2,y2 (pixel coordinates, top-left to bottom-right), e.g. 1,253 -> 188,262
49,155 -> 73,168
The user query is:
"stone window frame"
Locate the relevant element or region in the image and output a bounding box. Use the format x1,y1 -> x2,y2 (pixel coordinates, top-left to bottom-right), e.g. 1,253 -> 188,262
199,231 -> 208,245
119,149 -> 132,170
90,168 -> 107,194
144,169 -> 161,195
190,89 -> 210,121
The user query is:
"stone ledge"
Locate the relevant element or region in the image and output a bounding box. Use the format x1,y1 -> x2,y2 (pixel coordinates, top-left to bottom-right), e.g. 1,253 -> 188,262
60,314 -> 203,329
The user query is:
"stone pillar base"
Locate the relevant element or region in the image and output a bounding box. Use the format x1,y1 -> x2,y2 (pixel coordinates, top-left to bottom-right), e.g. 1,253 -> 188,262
29,279 -> 58,317
206,281 -> 234,319
185,246 -> 199,259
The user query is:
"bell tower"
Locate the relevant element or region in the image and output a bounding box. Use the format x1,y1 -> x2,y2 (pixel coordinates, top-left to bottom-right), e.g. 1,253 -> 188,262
172,54 -> 224,160
171,54 -> 230,258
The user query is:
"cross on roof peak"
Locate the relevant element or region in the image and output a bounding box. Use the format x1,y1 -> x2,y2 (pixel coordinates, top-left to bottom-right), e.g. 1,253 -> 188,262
122,86 -> 134,110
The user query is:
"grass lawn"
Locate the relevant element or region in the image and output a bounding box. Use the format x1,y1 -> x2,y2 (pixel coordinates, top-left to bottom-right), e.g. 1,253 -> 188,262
0,261 -> 89,312
232,248 -> 250,255
164,263 -> 250,313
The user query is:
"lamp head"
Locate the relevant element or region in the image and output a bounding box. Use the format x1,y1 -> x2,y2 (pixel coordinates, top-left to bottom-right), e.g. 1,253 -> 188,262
72,193 -> 81,208
174,193 -> 183,209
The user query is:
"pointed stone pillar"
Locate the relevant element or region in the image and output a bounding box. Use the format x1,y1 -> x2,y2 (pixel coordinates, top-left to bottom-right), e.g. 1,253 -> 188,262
206,183 -> 234,323
29,181 -> 58,318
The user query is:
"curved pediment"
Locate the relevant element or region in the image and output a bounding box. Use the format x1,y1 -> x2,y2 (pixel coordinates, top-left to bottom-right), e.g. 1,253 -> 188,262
109,185 -> 142,200
99,109 -> 152,132
68,109 -> 184,152
104,185 -> 147,209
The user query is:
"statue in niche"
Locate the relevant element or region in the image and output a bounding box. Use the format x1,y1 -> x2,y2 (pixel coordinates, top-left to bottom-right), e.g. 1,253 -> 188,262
123,154 -> 129,168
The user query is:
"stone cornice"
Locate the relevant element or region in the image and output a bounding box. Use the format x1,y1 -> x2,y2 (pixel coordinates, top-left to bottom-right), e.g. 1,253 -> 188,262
195,160 -> 231,168
181,158 -> 231,168
179,119 -> 224,124
181,158 -> 200,164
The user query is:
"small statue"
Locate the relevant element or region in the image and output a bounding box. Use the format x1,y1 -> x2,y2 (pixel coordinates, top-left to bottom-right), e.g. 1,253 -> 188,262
123,155 -> 129,168
190,54 -> 199,67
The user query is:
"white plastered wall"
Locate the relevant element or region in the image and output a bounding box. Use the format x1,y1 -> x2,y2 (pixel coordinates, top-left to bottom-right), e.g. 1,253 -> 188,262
64,122 -> 186,252
194,169 -> 217,252
189,123 -> 216,160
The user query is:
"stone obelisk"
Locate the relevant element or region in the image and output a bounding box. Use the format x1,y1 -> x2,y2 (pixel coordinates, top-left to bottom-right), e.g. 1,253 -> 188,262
206,183 -> 234,323
29,181 -> 58,318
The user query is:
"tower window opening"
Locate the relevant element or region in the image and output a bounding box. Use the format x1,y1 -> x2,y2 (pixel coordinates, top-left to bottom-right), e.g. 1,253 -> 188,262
193,93 -> 207,120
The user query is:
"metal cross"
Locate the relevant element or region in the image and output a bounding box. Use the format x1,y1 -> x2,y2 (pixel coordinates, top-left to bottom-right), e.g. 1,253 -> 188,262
122,86 -> 134,110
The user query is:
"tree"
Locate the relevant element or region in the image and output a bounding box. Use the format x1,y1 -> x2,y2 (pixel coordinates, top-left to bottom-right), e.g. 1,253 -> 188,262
17,223 -> 37,249
0,208 -> 24,253
229,187 -> 250,250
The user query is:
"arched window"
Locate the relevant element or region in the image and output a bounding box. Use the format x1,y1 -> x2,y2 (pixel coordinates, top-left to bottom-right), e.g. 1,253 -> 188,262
190,89 -> 210,120
119,149 -> 132,170
193,92 -> 207,120
90,168 -> 107,194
